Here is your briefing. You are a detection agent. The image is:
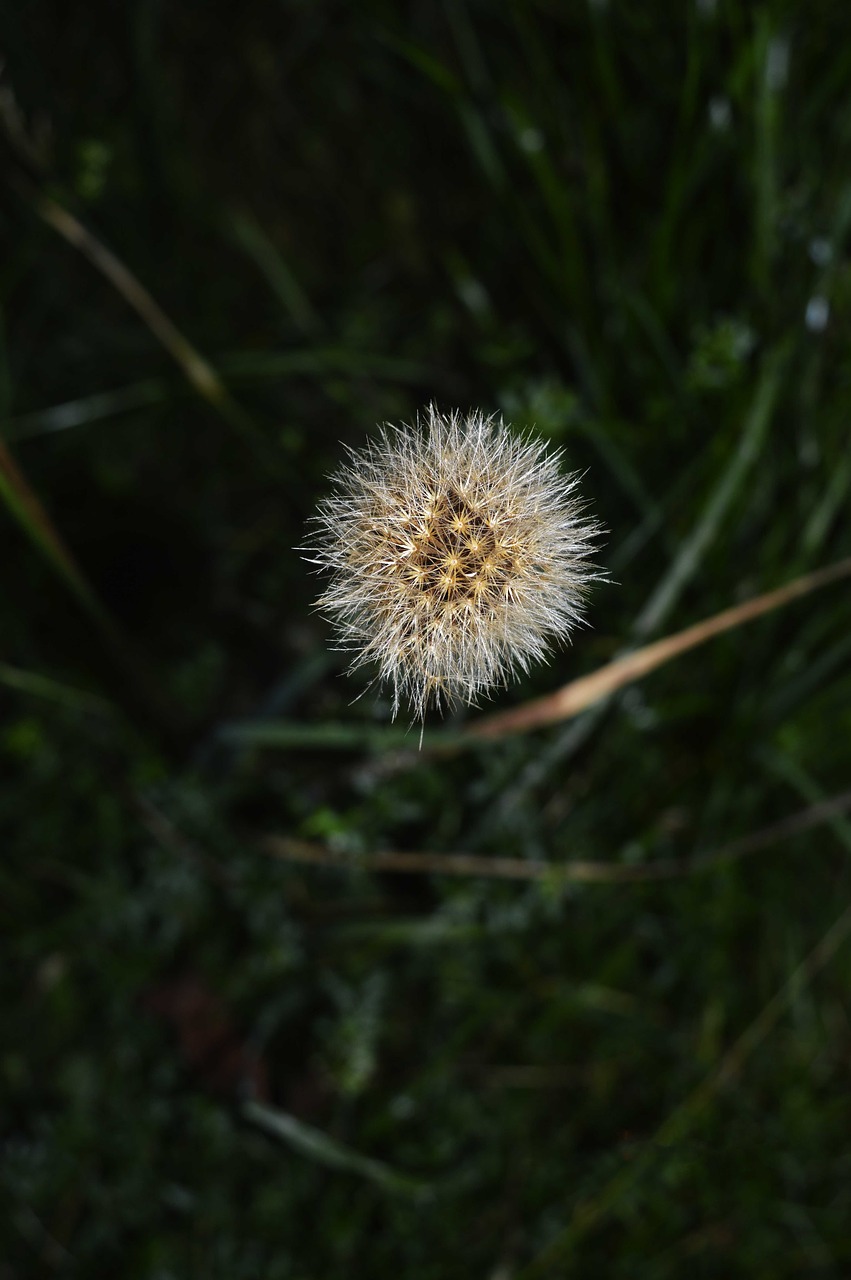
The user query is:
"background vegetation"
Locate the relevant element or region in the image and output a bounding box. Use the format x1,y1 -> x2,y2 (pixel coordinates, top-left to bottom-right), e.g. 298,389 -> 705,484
3,1 -> 851,1275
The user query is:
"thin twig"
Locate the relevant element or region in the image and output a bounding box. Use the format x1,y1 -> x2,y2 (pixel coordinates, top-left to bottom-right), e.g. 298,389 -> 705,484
262,837 -> 557,880
260,788 -> 851,882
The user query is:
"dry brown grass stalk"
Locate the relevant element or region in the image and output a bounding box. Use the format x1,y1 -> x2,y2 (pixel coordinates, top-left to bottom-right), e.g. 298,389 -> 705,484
469,556 -> 851,739
261,788 -> 851,882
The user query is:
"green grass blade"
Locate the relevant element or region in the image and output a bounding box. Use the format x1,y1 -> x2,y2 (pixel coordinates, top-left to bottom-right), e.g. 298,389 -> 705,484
633,346 -> 785,639
4,380 -> 168,441
0,661 -> 115,715
219,719 -> 467,754
241,1100 -> 429,1197
224,211 -> 321,336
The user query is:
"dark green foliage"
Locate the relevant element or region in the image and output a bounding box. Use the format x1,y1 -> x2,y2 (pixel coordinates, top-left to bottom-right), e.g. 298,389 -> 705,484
2,2 -> 851,1275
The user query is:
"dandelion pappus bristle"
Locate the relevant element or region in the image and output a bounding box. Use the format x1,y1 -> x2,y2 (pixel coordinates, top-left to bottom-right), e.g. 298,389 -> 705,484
304,405 -> 603,721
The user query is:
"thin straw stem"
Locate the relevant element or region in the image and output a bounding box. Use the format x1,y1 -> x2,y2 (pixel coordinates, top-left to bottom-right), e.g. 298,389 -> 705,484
470,556 -> 851,740
261,788 -> 851,883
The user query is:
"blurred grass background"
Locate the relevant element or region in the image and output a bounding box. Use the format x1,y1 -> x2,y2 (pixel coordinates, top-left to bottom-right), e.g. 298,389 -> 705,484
2,1 -> 851,1275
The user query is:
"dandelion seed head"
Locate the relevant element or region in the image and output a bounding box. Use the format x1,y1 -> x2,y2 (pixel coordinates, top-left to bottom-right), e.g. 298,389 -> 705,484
304,405 -> 603,720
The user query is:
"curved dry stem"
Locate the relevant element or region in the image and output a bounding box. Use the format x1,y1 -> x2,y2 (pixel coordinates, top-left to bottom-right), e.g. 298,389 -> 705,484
33,196 -> 224,401
21,188 -> 269,456
470,557 -> 851,739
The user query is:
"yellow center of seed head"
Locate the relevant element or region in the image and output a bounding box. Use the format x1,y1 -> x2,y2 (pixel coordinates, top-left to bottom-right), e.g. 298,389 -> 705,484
383,481 -> 527,621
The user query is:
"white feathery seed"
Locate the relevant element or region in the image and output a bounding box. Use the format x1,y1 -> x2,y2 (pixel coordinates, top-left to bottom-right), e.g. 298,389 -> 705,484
304,405 -> 602,720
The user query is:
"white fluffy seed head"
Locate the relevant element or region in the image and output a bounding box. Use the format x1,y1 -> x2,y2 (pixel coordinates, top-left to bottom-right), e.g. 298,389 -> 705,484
304,405 -> 603,720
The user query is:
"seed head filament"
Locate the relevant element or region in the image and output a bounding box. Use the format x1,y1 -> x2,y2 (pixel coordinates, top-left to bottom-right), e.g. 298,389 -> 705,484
306,406 -> 601,719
